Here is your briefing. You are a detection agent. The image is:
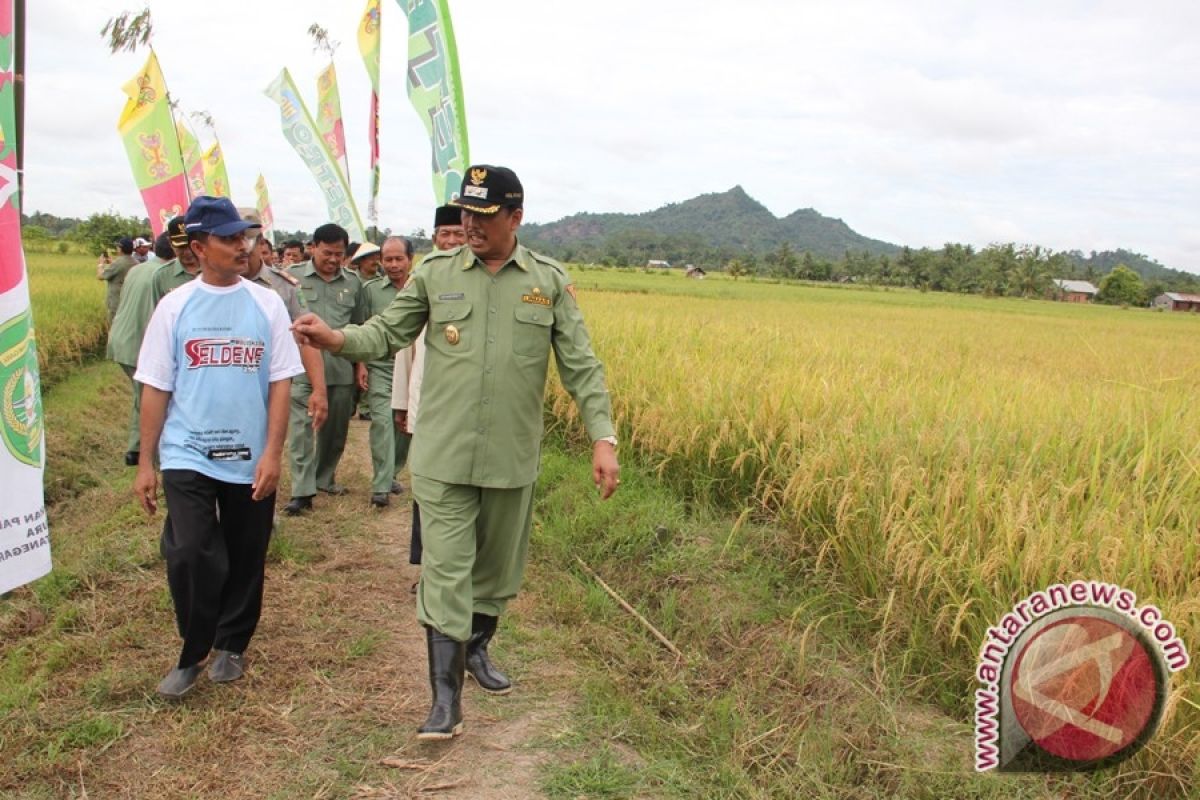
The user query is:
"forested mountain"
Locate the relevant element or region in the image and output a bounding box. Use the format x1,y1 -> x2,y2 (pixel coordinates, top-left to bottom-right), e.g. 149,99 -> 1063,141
520,186 -> 899,265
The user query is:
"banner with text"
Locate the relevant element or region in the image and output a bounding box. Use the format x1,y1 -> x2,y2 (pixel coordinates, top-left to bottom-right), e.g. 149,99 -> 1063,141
0,0 -> 51,595
117,50 -> 188,236
397,0 -> 470,205
264,68 -> 365,241
358,0 -> 382,224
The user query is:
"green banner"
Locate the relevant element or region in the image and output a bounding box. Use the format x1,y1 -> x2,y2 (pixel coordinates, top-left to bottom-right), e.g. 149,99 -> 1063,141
397,0 -> 470,205
265,68 -> 365,242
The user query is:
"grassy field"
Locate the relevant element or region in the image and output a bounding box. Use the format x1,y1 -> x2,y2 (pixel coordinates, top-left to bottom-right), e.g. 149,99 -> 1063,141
25,251 -> 109,388
551,268 -> 1200,784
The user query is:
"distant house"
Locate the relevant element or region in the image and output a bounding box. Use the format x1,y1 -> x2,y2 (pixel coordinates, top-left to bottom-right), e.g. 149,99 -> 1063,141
1052,279 -> 1099,303
646,259 -> 671,269
1152,292 -> 1200,312
684,264 -> 706,279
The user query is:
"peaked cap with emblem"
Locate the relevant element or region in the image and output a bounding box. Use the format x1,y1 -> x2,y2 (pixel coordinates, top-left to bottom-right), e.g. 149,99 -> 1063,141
450,164 -> 523,215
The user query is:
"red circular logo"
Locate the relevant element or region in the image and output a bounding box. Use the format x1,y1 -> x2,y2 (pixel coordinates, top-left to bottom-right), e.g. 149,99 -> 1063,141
1010,616 -> 1158,763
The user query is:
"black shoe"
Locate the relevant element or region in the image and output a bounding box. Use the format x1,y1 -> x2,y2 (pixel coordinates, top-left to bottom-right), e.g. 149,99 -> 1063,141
357,411 -> 371,421
370,492 -> 390,508
124,450 -> 140,466
390,481 -> 405,495
283,496 -> 313,516
466,613 -> 511,695
318,484 -> 349,496
417,627 -> 465,741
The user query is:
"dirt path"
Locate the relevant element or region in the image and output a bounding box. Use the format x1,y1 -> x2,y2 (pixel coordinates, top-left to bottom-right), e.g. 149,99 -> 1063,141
60,415 -> 568,799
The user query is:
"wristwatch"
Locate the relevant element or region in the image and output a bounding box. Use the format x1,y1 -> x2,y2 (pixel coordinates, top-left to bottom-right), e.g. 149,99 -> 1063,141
596,436 -> 618,449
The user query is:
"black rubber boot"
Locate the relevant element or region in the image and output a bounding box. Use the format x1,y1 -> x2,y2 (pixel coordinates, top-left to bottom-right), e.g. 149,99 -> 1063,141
417,627 -> 465,740
466,613 -> 511,695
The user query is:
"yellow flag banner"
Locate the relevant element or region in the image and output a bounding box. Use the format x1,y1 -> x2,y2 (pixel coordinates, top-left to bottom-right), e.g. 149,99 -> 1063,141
201,141 -> 230,199
254,174 -> 276,245
316,63 -> 350,185
176,115 -> 206,201
358,0 -> 382,223
116,50 -> 188,235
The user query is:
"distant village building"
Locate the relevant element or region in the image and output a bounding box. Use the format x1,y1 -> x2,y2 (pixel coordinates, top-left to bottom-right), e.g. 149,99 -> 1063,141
646,259 -> 671,269
1152,292 -> 1200,312
684,264 -> 706,279
1052,279 -> 1099,303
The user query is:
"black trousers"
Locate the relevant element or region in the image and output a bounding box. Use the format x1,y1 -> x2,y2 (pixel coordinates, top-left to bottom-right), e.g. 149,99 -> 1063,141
409,500 -> 423,565
161,470 -> 275,668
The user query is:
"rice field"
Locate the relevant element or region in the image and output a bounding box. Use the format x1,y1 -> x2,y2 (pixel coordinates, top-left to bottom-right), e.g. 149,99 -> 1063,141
552,268 -> 1200,774
24,251 -> 108,388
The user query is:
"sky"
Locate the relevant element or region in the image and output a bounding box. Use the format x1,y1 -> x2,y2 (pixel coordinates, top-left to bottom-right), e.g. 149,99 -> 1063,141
23,1 -> 1200,272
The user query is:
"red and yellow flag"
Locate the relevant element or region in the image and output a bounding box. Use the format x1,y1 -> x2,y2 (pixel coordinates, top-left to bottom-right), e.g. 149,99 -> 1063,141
117,50 -> 188,235
316,62 -> 350,186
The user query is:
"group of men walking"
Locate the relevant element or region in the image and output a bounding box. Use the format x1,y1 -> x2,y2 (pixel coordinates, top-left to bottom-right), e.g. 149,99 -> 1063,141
112,165 -> 620,741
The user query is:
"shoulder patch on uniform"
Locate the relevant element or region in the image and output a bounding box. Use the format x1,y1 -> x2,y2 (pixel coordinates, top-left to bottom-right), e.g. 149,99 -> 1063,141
270,266 -> 300,286
529,250 -> 567,276
565,284 -> 578,303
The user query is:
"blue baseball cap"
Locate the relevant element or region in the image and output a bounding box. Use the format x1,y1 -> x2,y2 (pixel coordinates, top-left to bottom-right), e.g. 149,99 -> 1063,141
184,196 -> 262,236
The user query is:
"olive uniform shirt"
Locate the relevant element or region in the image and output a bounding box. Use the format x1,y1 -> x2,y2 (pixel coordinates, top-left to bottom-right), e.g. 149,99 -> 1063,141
361,276 -> 403,365
287,261 -> 368,386
100,254 -> 138,319
150,258 -> 198,306
106,258 -> 165,367
337,242 -> 615,489
250,266 -> 308,321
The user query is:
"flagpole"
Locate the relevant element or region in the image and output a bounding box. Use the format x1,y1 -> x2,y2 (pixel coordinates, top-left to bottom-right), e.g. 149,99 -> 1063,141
13,0 -> 24,201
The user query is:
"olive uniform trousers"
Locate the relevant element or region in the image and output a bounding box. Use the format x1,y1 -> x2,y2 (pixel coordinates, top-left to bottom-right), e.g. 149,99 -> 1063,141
122,364 -> 141,454
367,364 -> 411,494
287,382 -> 355,497
412,475 -> 536,643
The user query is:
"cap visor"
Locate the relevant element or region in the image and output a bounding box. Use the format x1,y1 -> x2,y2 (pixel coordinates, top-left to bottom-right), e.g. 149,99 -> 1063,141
209,220 -> 262,236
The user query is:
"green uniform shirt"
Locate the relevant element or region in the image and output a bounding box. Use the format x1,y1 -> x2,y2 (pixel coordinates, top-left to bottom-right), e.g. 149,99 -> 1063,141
361,275 -> 404,372
288,261 -> 367,386
250,266 -> 308,321
101,254 -> 138,319
338,242 -> 615,488
106,258 -> 168,366
150,258 -> 198,305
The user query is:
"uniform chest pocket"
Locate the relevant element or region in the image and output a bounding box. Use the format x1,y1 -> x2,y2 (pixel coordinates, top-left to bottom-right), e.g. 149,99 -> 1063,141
429,302 -> 472,353
512,305 -> 552,357
302,287 -> 319,303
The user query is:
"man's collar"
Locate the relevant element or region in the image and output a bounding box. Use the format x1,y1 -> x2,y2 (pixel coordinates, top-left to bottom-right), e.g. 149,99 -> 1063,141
462,240 -> 528,272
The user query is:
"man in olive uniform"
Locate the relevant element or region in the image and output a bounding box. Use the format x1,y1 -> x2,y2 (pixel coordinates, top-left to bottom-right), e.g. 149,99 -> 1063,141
293,165 -> 620,741
283,223 -> 368,515
360,237 -> 414,508
242,217 -> 329,433
99,237 -> 139,322
150,234 -> 202,304
107,218 -> 190,465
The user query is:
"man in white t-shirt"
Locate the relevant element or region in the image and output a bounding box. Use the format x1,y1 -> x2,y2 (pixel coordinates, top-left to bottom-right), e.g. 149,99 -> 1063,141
133,196 -> 305,699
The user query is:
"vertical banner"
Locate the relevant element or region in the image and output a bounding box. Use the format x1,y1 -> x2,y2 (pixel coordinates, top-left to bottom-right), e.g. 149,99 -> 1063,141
0,0 -> 50,595
315,63 -> 350,185
254,174 -> 276,246
264,68 -> 365,242
358,0 -> 382,225
117,50 -> 188,235
201,140 -> 230,199
397,0 -> 470,204
176,115 -> 206,201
